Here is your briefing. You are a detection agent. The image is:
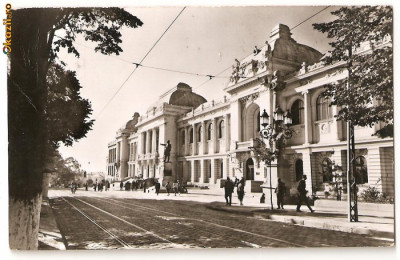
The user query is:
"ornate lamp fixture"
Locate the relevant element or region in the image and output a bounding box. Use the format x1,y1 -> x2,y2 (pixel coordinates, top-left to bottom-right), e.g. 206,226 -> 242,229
259,106 -> 293,142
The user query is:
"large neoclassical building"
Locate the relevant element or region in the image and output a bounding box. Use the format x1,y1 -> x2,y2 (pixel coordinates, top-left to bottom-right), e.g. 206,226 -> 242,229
106,24 -> 393,199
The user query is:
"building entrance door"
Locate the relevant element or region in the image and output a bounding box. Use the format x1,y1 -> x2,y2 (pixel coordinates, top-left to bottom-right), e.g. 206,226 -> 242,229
246,158 -> 254,181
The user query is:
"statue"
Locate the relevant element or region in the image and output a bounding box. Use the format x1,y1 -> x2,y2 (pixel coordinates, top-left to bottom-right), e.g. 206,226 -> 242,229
264,41 -> 272,58
253,45 -> 261,55
299,61 -> 308,75
160,140 -> 172,162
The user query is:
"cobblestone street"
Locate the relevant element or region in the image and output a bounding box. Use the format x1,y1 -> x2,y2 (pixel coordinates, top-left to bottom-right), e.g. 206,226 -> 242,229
47,190 -> 393,249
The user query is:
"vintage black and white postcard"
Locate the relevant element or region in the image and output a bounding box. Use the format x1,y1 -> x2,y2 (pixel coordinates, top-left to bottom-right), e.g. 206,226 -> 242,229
1,0 -> 397,259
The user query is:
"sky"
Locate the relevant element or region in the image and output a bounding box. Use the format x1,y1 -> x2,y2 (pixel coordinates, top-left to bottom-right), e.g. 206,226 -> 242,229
54,6 -> 337,173
1,1 -> 399,259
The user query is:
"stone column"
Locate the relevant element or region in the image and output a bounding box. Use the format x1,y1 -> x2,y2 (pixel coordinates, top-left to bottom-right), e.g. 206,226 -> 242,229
184,127 -> 189,156
190,160 -> 196,183
302,90 -> 313,144
302,149 -> 313,192
331,105 -> 342,141
120,134 -> 129,179
192,123 -> 197,155
212,118 -> 217,154
199,159 -> 205,184
141,132 -> 145,154
146,130 -> 151,154
152,128 -> 157,155
210,159 -> 216,185
201,121 -> 206,154
230,100 -> 242,147
222,157 -> 228,179
224,114 -> 230,151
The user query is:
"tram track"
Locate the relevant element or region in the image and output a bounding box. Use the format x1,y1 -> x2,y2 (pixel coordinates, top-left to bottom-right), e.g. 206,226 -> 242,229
62,198 -> 132,249
85,196 -> 307,248
52,194 -> 392,249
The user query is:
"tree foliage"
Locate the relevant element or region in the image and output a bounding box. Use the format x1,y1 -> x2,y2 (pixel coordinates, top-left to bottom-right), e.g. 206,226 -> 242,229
46,64 -> 94,146
313,6 -> 393,137
9,7 -> 142,199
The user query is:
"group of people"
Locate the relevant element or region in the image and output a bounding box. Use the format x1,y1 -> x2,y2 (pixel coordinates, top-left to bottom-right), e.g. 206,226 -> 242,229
273,175 -> 313,212
165,180 -> 185,196
119,180 -> 146,191
92,180 -> 110,192
224,174 -> 314,212
224,177 -> 245,206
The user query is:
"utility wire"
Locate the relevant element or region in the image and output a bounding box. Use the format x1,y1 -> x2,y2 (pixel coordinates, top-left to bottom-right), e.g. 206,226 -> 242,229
96,7 -> 186,118
55,6 -> 331,107
193,5 -> 332,91
290,6 -> 331,31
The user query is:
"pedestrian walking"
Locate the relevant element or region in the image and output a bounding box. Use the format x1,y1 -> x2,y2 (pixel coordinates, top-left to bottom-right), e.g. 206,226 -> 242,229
165,182 -> 171,196
143,182 -> 147,193
107,181 -> 110,191
237,178 -> 245,206
120,181 -> 123,191
173,180 -> 181,196
85,182 -> 88,191
155,180 -> 161,195
275,178 -> 286,209
224,177 -> 234,206
296,175 -> 314,213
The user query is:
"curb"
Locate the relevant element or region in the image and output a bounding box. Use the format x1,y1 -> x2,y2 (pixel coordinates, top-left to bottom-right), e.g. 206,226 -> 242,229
254,214 -> 394,239
208,203 -> 394,239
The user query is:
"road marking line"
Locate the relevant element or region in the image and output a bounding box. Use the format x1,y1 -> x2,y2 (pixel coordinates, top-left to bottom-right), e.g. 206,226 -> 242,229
62,198 -> 131,249
95,197 -> 307,248
73,197 -> 175,245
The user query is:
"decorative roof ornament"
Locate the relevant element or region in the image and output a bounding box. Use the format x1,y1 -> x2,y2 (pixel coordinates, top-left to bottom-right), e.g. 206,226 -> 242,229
270,70 -> 286,91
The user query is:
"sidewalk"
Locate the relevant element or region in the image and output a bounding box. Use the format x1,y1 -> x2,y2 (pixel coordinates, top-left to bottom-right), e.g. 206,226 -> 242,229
38,197 -> 66,250
189,188 -> 395,239
44,188 -> 395,245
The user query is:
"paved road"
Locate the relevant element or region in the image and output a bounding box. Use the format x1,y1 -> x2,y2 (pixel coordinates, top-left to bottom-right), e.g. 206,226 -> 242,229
49,191 -> 392,249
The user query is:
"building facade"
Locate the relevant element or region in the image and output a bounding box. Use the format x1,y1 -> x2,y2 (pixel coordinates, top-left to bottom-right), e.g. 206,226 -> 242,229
107,24 -> 394,199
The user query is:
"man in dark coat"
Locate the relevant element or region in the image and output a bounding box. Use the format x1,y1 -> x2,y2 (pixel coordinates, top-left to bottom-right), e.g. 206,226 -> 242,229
155,180 -> 161,195
275,178 -> 286,209
237,178 -> 245,206
296,175 -> 314,212
224,177 -> 234,206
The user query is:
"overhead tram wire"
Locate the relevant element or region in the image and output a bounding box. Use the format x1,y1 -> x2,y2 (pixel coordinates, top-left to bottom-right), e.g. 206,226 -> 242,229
55,36 -> 227,80
192,5 -> 332,91
290,6 -> 331,31
54,6 -> 332,104
96,7 -> 186,118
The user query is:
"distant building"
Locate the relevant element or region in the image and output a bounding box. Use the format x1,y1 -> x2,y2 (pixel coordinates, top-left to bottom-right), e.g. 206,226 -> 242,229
107,24 -> 393,199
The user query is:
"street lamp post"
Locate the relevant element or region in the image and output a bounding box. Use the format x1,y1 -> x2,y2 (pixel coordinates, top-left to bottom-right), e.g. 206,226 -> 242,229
250,107 -> 292,210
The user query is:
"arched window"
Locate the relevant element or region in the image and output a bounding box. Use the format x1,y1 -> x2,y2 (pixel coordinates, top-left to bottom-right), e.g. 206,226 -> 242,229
355,156 -> 368,184
295,159 -> 304,182
316,94 -> 332,121
189,128 -> 193,143
181,130 -> 185,144
207,123 -> 212,140
198,126 -> 202,142
218,120 -> 224,139
321,158 -> 333,183
291,99 -> 304,125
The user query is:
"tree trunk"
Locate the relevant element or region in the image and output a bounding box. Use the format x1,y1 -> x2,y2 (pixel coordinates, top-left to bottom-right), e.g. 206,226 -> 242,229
8,9 -> 57,249
9,195 -> 43,250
